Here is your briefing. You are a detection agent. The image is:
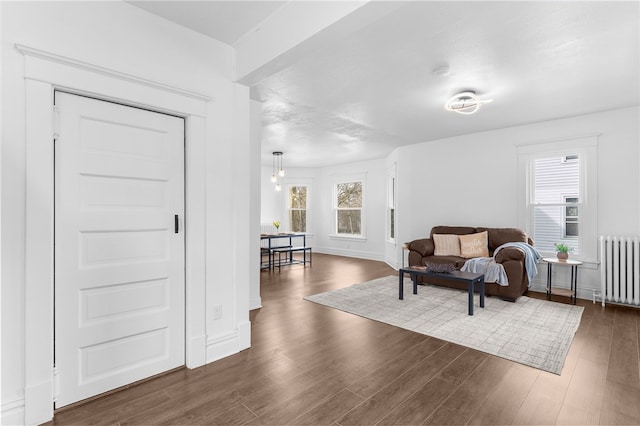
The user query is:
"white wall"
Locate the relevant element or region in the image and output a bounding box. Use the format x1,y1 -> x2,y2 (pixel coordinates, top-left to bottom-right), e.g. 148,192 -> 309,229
1,2 -> 253,424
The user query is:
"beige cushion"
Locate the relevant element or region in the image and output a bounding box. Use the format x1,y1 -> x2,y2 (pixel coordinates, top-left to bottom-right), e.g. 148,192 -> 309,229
459,231 -> 490,258
433,234 -> 461,256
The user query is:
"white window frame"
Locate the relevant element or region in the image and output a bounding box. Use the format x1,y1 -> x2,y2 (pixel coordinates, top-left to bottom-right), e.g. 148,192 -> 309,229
287,183 -> 309,233
332,176 -> 366,239
563,195 -> 579,238
517,135 -> 599,263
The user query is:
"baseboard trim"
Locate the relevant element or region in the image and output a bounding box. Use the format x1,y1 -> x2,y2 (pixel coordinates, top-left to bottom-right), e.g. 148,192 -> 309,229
384,259 -> 400,271
25,379 -> 54,425
249,296 -> 263,311
206,330 -> 239,363
315,247 -> 383,262
237,320 -> 251,351
2,396 -> 25,426
186,333 -> 207,368
529,281 -> 594,302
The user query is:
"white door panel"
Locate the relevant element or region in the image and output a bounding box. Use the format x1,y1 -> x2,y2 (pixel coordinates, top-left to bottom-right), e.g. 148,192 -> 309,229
55,92 -> 185,408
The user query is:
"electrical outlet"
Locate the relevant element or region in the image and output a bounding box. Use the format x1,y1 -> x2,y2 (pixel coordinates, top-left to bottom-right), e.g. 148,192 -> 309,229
213,304 -> 223,320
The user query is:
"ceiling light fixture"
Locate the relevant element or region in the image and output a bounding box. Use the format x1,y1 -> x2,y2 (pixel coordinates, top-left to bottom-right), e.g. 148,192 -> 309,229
445,91 -> 493,115
271,151 -> 284,190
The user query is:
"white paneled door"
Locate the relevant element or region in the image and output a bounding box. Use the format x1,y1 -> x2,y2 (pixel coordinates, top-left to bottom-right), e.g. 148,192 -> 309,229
54,92 -> 185,408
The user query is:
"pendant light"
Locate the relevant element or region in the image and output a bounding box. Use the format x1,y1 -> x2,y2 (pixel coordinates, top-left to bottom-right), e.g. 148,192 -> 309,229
271,151 -> 284,190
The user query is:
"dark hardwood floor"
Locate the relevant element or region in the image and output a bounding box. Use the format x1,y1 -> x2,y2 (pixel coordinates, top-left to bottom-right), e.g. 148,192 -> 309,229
49,253 -> 640,425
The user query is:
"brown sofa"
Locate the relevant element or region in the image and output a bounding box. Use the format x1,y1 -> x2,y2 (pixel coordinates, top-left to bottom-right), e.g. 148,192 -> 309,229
407,226 -> 534,301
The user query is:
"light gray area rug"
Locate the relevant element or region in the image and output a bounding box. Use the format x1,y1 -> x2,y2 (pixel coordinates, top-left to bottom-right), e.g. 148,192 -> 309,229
304,275 -> 584,375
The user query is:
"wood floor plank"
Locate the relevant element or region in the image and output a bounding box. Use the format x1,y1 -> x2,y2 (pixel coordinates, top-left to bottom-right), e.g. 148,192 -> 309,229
338,343 -> 466,425
201,403 -> 257,426
556,357 -> 608,425
436,348 -> 489,387
511,371 -> 570,425
599,379 -> 640,425
579,306 -> 614,365
466,363 -> 538,425
422,405 -> 470,425
243,363 -> 366,425
606,308 -> 640,388
438,355 -> 510,420
376,377 -> 458,426
347,336 -> 444,398
288,389 -> 365,425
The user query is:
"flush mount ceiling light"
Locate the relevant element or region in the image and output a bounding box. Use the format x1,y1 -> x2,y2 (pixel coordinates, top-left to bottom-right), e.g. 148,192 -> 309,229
445,91 -> 493,115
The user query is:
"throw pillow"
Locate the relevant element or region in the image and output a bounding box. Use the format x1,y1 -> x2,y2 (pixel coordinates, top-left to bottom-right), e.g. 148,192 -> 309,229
433,234 -> 461,256
459,231 -> 489,258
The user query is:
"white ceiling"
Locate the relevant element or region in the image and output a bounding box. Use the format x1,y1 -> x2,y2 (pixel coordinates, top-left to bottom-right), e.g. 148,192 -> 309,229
130,1 -> 640,168
128,1 -> 287,45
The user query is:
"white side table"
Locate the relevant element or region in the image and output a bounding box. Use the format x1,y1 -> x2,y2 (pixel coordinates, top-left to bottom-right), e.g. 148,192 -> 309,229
543,257 -> 583,305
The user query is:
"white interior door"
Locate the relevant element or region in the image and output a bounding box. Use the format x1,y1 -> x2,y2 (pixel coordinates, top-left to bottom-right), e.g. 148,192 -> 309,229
54,92 -> 185,408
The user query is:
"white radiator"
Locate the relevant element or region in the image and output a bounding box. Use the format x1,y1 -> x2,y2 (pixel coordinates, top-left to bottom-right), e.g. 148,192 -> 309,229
599,236 -> 640,307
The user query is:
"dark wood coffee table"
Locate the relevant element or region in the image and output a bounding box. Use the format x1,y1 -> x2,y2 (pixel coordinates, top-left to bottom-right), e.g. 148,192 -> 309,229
398,267 -> 485,315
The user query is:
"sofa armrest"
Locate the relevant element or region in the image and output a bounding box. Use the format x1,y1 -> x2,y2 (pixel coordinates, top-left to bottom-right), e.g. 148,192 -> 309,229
408,238 -> 434,257
495,247 -> 525,263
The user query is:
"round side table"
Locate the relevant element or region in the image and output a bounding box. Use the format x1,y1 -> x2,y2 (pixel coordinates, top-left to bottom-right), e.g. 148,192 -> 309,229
542,257 -> 583,305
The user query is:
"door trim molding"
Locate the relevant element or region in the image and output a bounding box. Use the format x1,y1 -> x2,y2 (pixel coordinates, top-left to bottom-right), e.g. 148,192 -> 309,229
21,45 -> 207,424
16,44 -> 211,103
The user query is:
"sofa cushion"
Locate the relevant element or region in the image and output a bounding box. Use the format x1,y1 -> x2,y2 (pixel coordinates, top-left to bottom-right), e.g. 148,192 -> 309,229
433,234 -> 461,256
430,226 -> 476,238
459,231 -> 490,258
477,227 -> 528,251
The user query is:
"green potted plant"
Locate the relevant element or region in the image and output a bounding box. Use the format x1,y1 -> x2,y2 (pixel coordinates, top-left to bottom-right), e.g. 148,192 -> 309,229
554,243 -> 572,261
272,220 -> 280,234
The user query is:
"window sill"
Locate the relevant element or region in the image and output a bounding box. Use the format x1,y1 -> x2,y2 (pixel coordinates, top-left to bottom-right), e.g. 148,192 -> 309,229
329,234 -> 367,242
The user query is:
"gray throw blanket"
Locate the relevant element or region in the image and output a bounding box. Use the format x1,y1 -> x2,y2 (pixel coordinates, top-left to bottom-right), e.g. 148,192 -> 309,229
461,257 -> 509,286
493,242 -> 542,286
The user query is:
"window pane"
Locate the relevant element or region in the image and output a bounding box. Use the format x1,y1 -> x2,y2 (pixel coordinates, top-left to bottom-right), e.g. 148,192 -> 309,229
390,208 -> 395,239
533,205 -> 579,253
289,186 -> 307,209
533,156 -> 579,203
289,210 -> 306,233
565,222 -> 579,237
337,182 -> 362,208
337,210 -> 361,234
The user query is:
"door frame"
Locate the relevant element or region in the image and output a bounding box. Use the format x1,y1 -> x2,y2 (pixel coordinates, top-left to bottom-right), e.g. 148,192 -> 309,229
19,44 -> 209,424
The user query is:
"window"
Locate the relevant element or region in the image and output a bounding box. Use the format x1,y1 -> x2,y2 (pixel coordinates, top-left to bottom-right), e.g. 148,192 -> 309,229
519,136 -> 598,262
531,154 -> 581,254
288,185 -> 307,233
335,181 -> 362,236
387,175 -> 396,241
